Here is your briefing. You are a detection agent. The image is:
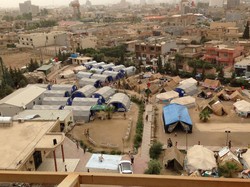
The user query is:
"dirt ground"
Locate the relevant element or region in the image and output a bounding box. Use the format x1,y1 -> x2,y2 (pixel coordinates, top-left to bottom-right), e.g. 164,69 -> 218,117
69,103 -> 138,154
1,50 -> 52,69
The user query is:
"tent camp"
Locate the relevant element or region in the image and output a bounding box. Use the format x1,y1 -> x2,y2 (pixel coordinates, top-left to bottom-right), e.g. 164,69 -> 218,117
202,79 -> 221,90
100,63 -> 115,70
91,74 -> 113,82
233,100 -> 250,117
33,105 -> 63,110
103,71 -> 123,80
92,62 -> 106,69
170,96 -> 196,108
217,90 -> 230,101
79,78 -> 101,88
72,98 -> 99,106
122,66 -> 136,77
179,77 -> 197,85
59,70 -> 75,79
175,83 -> 198,97
84,61 -> 98,69
44,90 -> 70,97
211,101 -> 227,116
71,85 -> 97,99
73,65 -> 87,73
163,147 -> 185,171
64,105 -> 93,122
229,90 -> 244,101
92,86 -> 115,103
111,65 -> 125,72
162,103 -> 192,133
186,145 -> 217,173
48,84 -> 77,94
76,72 -> 93,79
42,97 -> 71,106
89,68 -> 105,74
156,91 -> 179,103
108,93 -> 131,112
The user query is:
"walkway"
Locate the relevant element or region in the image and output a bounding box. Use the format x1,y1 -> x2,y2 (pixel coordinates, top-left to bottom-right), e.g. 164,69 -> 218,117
133,104 -> 153,174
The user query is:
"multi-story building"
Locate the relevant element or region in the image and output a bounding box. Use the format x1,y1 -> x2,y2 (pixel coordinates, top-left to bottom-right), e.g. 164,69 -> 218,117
0,32 -> 18,48
19,0 -> 39,15
16,31 -> 68,48
135,37 -> 177,61
204,43 -> 244,67
227,0 -> 240,9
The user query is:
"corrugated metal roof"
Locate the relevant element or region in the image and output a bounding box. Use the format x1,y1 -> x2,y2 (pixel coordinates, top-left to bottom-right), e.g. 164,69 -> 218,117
0,85 -> 46,107
108,93 -> 130,111
94,86 -> 115,100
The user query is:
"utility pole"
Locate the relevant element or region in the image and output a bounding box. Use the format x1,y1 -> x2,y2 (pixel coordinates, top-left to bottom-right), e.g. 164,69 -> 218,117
0,57 -> 6,86
225,130 -> 231,146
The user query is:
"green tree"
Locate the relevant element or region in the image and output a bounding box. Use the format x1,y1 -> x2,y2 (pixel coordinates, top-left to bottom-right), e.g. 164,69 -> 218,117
174,53 -> 183,75
105,105 -> 115,119
144,160 -> 162,175
218,162 -> 241,178
157,56 -> 163,73
199,108 -> 211,122
27,58 -> 39,72
243,21 -> 250,39
149,141 -> 163,159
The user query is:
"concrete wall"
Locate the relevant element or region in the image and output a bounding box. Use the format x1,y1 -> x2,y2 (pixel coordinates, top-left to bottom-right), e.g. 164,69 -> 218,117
0,104 -> 23,117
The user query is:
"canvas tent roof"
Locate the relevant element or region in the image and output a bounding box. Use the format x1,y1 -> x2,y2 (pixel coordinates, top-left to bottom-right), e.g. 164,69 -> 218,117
44,90 -> 70,97
76,72 -> 93,79
217,90 -> 230,100
229,90 -> 243,101
91,74 -> 111,82
156,91 -> 179,101
233,100 -> 250,116
180,77 -> 197,85
73,65 -> 87,73
89,68 -> 104,74
211,101 -> 227,116
170,96 -> 196,108
59,70 -> 74,78
92,62 -> 106,68
202,79 -> 221,89
112,65 -> 125,72
33,105 -> 62,110
186,145 -> 217,173
164,147 -> 185,170
108,93 -> 131,111
79,78 -> 100,88
100,63 -> 115,70
176,83 -> 198,96
93,86 -> 115,101
72,85 -> 97,98
162,103 -> 192,133
171,76 -> 181,84
242,149 -> 250,169
72,98 -> 98,106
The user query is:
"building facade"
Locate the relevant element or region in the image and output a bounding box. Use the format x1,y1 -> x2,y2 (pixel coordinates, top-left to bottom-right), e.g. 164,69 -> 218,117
19,0 -> 39,15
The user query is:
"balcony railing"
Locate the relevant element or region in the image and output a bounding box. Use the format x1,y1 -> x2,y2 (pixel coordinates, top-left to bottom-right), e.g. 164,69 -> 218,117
0,171 -> 250,187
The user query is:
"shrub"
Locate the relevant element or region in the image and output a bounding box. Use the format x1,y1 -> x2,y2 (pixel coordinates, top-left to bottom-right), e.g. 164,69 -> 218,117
149,141 -> 163,159
144,160 -> 162,175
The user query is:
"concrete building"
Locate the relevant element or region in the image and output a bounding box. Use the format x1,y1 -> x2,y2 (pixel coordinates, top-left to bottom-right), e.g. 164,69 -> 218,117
0,120 -> 65,171
234,56 -> 250,77
227,0 -> 240,9
19,0 -> 39,15
209,0 -> 224,7
0,32 -> 18,48
0,85 -> 46,117
203,43 -> 244,67
72,56 -> 93,65
16,31 -> 68,48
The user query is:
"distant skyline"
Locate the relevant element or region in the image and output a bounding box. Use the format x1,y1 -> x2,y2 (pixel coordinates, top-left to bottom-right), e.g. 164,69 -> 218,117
0,0 -> 180,8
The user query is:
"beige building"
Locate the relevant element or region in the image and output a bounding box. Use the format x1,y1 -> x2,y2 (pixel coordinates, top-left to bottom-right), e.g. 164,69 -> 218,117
0,32 -> 18,48
0,120 -> 65,171
72,56 -> 93,65
19,0 -> 39,15
16,31 -> 68,48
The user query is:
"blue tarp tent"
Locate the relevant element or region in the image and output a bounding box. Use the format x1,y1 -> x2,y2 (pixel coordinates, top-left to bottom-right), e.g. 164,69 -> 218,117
162,103 -> 192,133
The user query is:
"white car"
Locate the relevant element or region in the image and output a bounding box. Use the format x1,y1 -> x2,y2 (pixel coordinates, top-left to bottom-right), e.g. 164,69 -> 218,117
118,160 -> 133,174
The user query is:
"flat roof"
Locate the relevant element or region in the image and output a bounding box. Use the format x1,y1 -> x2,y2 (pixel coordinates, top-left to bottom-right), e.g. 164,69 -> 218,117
12,109 -> 72,121
0,120 -> 62,170
35,133 -> 65,150
37,64 -> 53,71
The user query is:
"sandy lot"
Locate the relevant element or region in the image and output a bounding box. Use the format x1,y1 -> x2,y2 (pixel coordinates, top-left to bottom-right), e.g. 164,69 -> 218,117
69,103 -> 138,153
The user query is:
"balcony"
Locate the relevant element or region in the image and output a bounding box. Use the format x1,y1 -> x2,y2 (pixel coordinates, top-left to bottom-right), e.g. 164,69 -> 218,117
0,171 -> 250,187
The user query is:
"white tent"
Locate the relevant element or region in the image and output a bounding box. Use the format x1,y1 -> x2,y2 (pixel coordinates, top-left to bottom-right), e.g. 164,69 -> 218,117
42,97 -> 69,106
49,84 -> 77,93
91,74 -> 111,82
79,78 -> 100,88
186,145 -> 217,173
180,78 -> 197,85
73,66 -> 87,73
72,98 -> 98,106
103,71 -> 121,80
76,72 -> 93,79
59,70 -> 75,79
44,90 -> 70,97
108,93 -> 131,111
92,62 -> 106,69
93,86 -> 115,103
233,100 -> 250,117
100,63 -> 115,70
170,96 -> 196,108
112,65 -> 125,72
156,91 -> 179,102
84,61 -> 97,67
89,68 -> 104,74
122,66 -> 136,77
33,105 -> 62,110
72,85 -> 97,98
177,83 -> 198,96
64,105 -> 92,122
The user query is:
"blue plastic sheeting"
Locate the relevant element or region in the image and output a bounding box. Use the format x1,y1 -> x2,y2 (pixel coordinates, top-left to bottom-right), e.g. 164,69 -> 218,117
162,103 -> 192,132
174,88 -> 185,97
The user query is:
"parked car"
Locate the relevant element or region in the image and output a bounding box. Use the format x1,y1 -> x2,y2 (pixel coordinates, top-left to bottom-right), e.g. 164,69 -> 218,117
118,160 -> 133,174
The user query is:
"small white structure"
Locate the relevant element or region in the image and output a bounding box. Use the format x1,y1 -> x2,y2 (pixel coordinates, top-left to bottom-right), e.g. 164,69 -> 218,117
92,86 -> 115,103
180,78 -> 197,85
78,78 -> 101,88
170,96 -> 196,108
103,71 -> 122,80
72,98 -> 98,106
176,83 -> 198,96
100,63 -> 115,70
84,61 -> 98,69
111,65 -> 125,72
42,97 -> 69,106
59,70 -> 75,79
64,105 -> 92,122
0,85 -> 46,116
92,62 -> 106,69
49,84 -> 77,93
0,117 -> 12,127
233,100 -> 250,117
44,90 -> 70,97
73,66 -> 87,73
108,93 -> 130,112
122,66 -> 136,77
89,68 -> 105,74
33,105 -> 62,110
156,91 -> 179,102
76,72 -> 93,79
71,85 -> 97,98
91,74 -> 112,82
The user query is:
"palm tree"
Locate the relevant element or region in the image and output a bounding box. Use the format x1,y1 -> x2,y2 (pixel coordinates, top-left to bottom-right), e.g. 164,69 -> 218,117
199,108 -> 211,122
105,106 -> 115,119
